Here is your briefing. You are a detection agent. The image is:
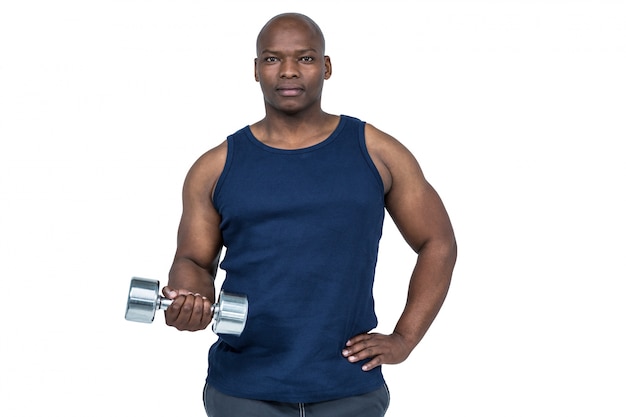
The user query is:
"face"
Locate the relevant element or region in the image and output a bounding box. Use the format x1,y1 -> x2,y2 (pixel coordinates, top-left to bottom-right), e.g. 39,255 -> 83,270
254,16 -> 332,115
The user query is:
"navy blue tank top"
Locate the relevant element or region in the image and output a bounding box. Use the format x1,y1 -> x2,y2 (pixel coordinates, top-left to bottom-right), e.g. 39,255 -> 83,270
208,115 -> 386,402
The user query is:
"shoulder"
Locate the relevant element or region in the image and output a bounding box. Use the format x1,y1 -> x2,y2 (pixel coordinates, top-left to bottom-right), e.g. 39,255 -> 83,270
183,140 -> 228,203
364,123 -> 417,163
363,123 -> 425,194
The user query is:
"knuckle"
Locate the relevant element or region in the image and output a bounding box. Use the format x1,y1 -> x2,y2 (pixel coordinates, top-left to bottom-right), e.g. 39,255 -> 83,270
181,302 -> 194,314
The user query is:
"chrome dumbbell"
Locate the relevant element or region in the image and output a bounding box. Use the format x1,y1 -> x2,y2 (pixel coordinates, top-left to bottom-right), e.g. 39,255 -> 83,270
125,277 -> 248,336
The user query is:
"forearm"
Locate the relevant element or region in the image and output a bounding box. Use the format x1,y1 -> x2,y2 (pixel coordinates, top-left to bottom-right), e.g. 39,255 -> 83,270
342,238 -> 456,370
168,256 -> 217,302
393,237 -> 457,349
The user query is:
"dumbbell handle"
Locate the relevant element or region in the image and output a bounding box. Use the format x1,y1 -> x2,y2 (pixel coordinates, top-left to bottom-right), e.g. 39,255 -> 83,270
155,296 -> 173,311
153,295 -> 223,315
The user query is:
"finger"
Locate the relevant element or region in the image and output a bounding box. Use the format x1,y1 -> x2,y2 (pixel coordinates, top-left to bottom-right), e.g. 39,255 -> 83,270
203,298 -> 213,324
192,295 -> 213,331
182,294 -> 205,329
187,296 -> 202,331
169,294 -> 196,328
344,339 -> 380,363
345,332 -> 372,347
186,295 -> 215,331
164,295 -> 184,324
361,355 -> 384,372
345,342 -> 387,371
343,334 -> 378,358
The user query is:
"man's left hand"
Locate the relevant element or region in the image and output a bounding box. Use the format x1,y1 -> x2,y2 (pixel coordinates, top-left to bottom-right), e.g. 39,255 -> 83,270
342,332 -> 413,371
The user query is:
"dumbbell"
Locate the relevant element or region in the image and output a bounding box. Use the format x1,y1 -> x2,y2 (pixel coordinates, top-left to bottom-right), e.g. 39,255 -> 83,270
125,277 -> 248,336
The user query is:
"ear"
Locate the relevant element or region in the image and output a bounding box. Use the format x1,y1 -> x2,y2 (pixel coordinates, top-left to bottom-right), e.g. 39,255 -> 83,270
254,58 -> 260,82
324,56 -> 332,80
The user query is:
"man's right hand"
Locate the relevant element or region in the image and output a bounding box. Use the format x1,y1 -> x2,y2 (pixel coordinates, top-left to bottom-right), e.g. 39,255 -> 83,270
162,286 -> 214,331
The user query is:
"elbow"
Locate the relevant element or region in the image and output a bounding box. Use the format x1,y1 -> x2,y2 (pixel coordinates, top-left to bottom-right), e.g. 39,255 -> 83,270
447,234 -> 458,266
418,232 -> 457,270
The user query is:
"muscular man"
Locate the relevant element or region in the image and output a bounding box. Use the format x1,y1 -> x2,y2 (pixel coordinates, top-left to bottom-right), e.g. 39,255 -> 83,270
163,12 -> 457,417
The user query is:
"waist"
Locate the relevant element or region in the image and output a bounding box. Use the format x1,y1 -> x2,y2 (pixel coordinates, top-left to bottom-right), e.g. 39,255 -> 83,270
207,337 -> 385,402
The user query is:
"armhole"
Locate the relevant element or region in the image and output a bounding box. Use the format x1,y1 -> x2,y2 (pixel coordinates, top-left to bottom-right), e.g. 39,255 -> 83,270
211,136 -> 234,207
357,121 -> 386,196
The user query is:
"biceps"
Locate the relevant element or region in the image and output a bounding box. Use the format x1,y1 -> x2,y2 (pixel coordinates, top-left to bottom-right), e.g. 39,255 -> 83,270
385,175 -> 454,253
175,203 -> 223,269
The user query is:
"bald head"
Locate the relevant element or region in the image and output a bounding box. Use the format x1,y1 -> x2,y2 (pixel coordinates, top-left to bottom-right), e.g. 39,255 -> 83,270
256,13 -> 326,56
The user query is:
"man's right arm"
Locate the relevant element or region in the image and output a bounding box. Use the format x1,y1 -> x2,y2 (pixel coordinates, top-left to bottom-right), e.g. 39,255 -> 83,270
163,141 -> 227,332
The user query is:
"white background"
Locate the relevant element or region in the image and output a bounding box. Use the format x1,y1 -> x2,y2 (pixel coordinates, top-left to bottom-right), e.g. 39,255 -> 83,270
1,0 -> 624,415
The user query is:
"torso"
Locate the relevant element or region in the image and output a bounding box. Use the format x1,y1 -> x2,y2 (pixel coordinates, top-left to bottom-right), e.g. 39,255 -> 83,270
207,114 -> 386,402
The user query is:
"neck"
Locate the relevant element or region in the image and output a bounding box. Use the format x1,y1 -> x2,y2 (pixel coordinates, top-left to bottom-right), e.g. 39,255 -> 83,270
251,110 -> 339,150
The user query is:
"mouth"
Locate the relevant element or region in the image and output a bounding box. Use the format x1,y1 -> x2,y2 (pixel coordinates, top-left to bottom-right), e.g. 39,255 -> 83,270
276,86 -> 304,97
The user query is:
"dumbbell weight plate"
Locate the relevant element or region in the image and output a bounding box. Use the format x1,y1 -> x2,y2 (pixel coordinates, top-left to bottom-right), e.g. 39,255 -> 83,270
212,290 -> 248,335
125,277 -> 172,323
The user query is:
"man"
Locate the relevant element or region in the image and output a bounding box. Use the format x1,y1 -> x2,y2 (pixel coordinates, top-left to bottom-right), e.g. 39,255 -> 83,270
162,12 -> 456,417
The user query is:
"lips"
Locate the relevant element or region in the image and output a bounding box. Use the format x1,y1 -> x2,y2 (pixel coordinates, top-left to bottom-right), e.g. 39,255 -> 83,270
276,85 -> 304,97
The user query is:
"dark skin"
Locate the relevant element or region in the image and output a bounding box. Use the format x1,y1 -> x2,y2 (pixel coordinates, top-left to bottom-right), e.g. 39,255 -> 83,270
164,13 -> 457,372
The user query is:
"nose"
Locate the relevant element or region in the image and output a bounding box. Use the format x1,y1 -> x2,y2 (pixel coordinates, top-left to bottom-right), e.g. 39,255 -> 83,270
280,59 -> 299,78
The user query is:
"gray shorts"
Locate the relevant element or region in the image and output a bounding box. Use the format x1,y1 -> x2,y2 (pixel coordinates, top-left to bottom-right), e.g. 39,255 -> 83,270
203,383 -> 390,417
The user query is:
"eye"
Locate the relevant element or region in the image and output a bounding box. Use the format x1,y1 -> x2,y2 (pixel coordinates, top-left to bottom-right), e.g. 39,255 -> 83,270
300,56 -> 314,63
264,56 -> 279,63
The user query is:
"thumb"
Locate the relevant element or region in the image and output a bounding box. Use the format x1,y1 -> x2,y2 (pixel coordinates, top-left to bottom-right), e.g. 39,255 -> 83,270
162,286 -> 178,299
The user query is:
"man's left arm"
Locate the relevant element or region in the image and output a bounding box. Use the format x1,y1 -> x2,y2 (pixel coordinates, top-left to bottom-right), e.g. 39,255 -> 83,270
342,126 -> 457,371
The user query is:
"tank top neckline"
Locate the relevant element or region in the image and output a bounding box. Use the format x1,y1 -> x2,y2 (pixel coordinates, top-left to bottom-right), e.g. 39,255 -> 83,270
242,115 -> 349,154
